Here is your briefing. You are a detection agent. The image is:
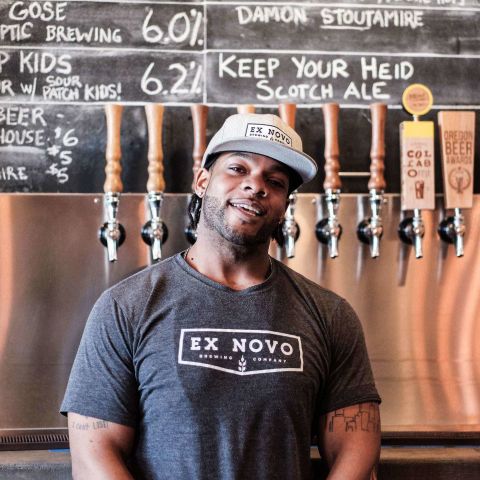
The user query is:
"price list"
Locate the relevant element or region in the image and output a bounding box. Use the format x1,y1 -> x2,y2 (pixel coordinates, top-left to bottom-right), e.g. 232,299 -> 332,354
0,1 -> 205,103
0,0 -> 479,191
207,1 -> 480,105
1,1 -> 478,106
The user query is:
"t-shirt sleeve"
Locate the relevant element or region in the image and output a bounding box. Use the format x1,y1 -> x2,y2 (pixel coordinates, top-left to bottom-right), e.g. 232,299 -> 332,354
60,290 -> 138,427
318,298 -> 381,415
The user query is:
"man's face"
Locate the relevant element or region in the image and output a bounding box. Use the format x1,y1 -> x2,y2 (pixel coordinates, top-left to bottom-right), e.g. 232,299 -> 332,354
197,152 -> 290,247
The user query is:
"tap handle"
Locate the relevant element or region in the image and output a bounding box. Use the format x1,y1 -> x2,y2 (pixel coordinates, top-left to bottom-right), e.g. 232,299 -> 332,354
237,104 -> 255,114
322,103 -> 342,191
191,104 -> 209,189
104,103 -> 123,193
278,103 -> 296,129
438,111 -> 475,210
368,103 -> 387,192
145,103 -> 165,193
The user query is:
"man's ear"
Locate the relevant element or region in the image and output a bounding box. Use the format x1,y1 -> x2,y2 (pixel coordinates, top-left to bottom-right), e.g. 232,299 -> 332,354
194,167 -> 210,197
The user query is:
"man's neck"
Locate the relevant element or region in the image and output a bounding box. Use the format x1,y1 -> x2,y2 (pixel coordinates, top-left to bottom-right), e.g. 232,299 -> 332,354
184,230 -> 272,291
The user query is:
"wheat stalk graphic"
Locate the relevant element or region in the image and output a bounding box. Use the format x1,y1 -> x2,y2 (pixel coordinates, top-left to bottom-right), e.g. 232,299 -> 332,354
238,355 -> 247,372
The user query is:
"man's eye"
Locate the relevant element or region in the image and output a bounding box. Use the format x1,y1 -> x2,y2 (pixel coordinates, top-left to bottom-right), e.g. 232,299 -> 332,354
269,178 -> 286,188
229,166 -> 244,173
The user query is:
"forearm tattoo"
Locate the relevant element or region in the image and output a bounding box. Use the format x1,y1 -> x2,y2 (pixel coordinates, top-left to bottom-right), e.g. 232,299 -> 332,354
71,416 -> 109,431
327,403 -> 380,433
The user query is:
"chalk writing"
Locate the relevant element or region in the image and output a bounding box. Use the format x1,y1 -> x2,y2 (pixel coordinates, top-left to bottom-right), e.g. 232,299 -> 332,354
319,8 -> 424,30
0,1 -> 205,50
236,6 -> 308,26
0,105 -> 80,186
213,53 -> 416,103
0,0 -> 478,192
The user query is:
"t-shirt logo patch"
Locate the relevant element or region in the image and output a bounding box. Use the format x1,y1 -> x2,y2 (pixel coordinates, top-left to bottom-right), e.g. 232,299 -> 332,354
245,123 -> 293,147
178,328 -> 303,375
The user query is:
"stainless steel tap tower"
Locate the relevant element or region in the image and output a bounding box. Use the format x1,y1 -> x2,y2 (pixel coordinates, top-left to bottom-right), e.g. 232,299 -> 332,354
437,111 -> 475,257
141,103 -> 168,261
316,103 -> 342,258
398,84 -> 435,259
98,104 -> 126,262
357,103 -> 387,258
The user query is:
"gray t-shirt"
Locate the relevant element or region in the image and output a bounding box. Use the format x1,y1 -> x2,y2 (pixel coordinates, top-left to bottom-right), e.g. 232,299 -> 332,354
61,253 -> 380,480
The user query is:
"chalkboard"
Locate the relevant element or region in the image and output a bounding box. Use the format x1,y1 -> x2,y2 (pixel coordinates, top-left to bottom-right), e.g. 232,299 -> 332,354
0,0 -> 479,194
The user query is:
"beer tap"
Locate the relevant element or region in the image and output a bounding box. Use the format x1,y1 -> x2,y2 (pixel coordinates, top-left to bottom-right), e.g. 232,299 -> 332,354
281,193 -> 300,259
398,208 -> 425,258
278,103 -> 300,258
316,103 -> 342,258
185,104 -> 208,244
438,208 -> 466,256
141,103 -> 168,261
398,84 -> 435,259
99,103 -> 126,262
357,103 -> 387,258
437,111 -> 475,257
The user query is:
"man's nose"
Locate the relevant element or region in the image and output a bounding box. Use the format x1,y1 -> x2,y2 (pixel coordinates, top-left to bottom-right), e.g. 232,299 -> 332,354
242,175 -> 267,197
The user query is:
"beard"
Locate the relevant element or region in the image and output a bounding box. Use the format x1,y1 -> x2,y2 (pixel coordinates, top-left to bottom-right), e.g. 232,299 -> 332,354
201,194 -> 280,247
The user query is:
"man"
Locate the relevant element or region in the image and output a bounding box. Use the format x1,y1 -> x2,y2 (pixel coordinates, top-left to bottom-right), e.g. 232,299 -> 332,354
61,113 -> 381,479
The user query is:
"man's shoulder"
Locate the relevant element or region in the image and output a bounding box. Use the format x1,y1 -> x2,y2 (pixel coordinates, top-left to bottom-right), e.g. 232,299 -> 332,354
274,259 -> 345,306
101,253 -> 181,314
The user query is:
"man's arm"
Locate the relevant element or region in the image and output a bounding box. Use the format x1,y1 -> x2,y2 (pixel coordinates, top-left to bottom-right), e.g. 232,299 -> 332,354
317,402 -> 381,480
68,412 -> 135,480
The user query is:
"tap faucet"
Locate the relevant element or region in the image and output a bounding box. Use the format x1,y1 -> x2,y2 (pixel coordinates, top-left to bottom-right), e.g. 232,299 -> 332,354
399,209 -> 425,259
142,191 -> 168,260
142,103 -> 168,261
397,88 -> 436,259
282,192 -> 300,258
99,104 -> 125,262
316,103 -> 342,258
438,208 -> 466,257
357,103 -> 387,258
317,190 -> 342,258
437,110 -> 475,258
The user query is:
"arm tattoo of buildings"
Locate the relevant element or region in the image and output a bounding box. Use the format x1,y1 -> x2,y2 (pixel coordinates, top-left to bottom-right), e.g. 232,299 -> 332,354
327,403 -> 380,433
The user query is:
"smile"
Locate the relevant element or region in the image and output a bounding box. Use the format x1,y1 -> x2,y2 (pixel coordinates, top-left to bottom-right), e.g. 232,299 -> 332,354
228,201 -> 265,217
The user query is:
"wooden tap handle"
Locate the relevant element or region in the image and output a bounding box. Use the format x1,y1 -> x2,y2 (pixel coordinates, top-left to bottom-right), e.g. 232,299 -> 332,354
322,103 -> 341,191
190,104 -> 208,189
237,104 -> 255,114
145,103 -> 165,192
438,111 -> 475,209
104,103 -> 123,193
368,103 -> 387,191
278,103 -> 296,129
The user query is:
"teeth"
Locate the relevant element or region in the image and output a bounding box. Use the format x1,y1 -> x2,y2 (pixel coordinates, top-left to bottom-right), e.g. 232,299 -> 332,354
231,203 -> 261,215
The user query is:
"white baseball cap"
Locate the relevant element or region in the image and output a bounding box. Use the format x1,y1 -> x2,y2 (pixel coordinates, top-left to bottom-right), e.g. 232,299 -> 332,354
202,113 -> 317,189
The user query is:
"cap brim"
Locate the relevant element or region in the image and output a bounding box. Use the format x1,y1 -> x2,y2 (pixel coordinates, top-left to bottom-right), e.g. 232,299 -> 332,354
205,137 -> 317,185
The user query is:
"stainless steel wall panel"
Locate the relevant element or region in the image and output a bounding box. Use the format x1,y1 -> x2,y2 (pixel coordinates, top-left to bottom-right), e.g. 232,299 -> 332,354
280,194 -> 480,432
0,194 -> 478,444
